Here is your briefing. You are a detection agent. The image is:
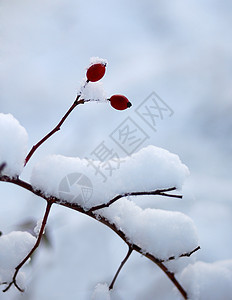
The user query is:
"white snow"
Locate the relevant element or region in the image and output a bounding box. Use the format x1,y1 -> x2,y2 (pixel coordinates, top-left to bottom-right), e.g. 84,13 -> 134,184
92,283 -> 111,300
78,56 -> 108,102
99,198 -> 198,260
1,0 -> 232,298
0,231 -> 36,285
34,219 -> 44,237
180,260 -> 232,300
29,145 -> 196,260
30,145 -> 189,209
79,81 -> 107,103
0,113 -> 28,177
89,57 -> 108,67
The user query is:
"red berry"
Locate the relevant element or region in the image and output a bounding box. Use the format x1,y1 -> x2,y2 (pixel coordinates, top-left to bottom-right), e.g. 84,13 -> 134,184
110,95 -> 132,110
86,63 -> 106,82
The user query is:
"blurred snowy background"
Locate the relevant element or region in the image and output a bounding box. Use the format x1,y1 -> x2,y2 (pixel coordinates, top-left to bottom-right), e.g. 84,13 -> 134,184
0,0 -> 232,299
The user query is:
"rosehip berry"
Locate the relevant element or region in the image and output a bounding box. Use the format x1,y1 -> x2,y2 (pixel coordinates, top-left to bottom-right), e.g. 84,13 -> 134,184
109,95 -> 132,110
86,63 -> 106,82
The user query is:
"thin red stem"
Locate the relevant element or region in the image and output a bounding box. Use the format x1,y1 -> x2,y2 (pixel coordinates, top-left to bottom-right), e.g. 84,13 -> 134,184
24,96 -> 84,166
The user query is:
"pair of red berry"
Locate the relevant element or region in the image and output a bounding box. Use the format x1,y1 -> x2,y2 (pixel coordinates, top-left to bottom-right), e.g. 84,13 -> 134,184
86,63 -> 132,111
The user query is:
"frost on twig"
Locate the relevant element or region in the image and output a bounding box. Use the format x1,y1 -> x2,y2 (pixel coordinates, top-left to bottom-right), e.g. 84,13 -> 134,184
79,81 -> 107,103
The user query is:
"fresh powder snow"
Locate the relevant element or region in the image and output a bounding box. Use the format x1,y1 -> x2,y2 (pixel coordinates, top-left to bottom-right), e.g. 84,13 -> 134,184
0,113 -> 28,177
0,231 -> 36,285
29,145 -> 198,260
180,260 -> 232,300
89,57 -> 108,67
79,81 -> 107,103
92,283 -> 111,300
30,145 -> 189,209
99,198 -> 198,260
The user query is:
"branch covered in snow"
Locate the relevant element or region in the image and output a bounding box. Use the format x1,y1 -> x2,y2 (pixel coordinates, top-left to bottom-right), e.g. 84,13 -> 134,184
0,174 -> 199,299
0,58 -> 200,300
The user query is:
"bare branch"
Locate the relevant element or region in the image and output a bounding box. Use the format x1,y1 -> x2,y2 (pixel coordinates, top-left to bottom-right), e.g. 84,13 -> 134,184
3,200 -> 53,292
24,95 -> 84,166
109,246 -> 133,290
88,187 -> 182,212
180,245 -> 200,257
162,246 -> 201,262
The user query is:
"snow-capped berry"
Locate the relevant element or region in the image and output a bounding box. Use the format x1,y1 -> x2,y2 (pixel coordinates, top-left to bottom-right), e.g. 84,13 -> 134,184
109,95 -> 132,110
86,63 -> 106,82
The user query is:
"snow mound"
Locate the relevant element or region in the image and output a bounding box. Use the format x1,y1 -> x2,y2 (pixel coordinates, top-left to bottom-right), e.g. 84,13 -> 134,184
0,231 -> 36,285
92,283 -> 110,300
180,260 -> 232,300
30,145 -> 189,209
0,113 -> 28,177
100,198 -> 198,260
30,145 -> 196,260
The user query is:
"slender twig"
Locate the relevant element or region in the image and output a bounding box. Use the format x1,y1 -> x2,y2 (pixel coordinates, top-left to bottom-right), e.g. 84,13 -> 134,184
109,246 -> 133,290
3,200 -> 53,292
24,95 -> 84,166
88,187 -> 182,212
0,175 -> 200,299
155,260 -> 188,299
0,163 -> 6,174
88,213 -> 189,299
162,246 -> 201,262
179,245 -> 200,257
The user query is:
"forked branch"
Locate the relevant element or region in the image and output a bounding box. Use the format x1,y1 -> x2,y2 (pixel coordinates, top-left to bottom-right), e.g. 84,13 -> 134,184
0,60 -> 198,299
0,175 -> 200,299
109,246 -> 133,290
88,187 -> 182,212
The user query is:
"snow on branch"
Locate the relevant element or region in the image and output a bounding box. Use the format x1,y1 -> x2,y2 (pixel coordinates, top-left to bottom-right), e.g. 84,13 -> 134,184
96,198 -> 198,261
0,173 -> 200,299
30,145 -> 189,210
0,58 -> 201,299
